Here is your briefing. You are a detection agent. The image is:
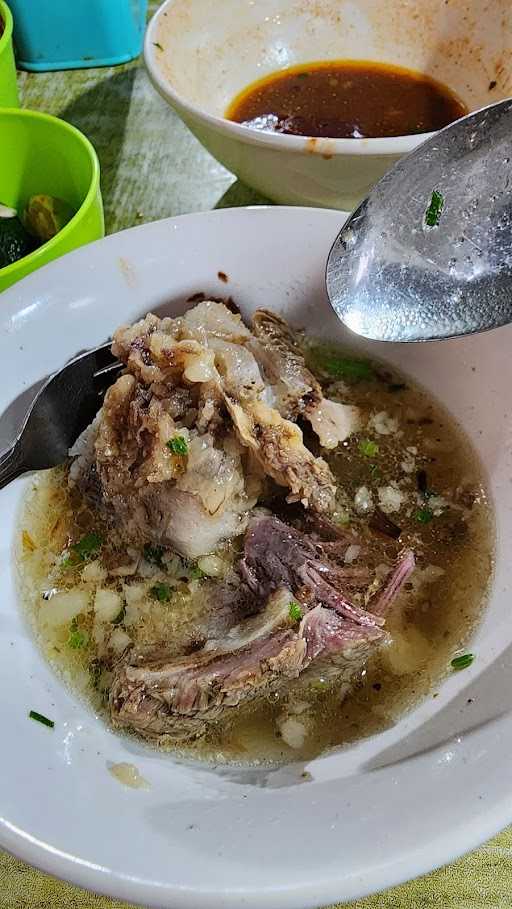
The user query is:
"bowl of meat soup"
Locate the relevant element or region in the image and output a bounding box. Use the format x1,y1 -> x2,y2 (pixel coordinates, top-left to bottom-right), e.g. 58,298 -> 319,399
0,207 -> 511,908
145,0 -> 512,209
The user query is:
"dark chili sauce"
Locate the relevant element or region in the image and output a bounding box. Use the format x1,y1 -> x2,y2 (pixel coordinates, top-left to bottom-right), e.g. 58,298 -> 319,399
226,60 -> 467,139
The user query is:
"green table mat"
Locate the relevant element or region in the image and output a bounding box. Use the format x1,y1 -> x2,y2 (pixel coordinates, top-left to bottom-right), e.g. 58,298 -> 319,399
4,9 -> 509,906
3,830 -> 512,909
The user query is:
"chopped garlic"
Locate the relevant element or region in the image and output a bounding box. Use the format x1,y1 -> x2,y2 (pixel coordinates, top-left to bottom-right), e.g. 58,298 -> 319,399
123,582 -> 148,607
428,495 -> 447,516
378,484 -> 405,514
197,554 -> 227,577
40,589 -> 90,627
81,559 -> 107,584
94,589 -> 123,623
307,399 -> 360,449
369,411 -> 399,435
279,717 -> 307,750
110,627 -> 131,655
354,485 -> 374,514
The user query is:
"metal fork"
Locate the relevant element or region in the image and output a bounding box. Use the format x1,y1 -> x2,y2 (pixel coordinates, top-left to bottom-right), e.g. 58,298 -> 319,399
0,343 -> 122,490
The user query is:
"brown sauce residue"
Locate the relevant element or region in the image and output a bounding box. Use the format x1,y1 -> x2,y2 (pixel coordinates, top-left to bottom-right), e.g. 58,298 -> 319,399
226,60 -> 467,139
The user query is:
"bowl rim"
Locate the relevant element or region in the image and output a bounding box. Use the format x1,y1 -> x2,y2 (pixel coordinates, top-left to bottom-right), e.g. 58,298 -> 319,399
0,0 -> 13,55
0,206 -> 512,909
143,0 -> 434,158
0,107 -> 101,280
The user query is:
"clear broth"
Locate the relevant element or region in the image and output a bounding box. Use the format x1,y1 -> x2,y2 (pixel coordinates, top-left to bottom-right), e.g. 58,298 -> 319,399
17,345 -> 493,765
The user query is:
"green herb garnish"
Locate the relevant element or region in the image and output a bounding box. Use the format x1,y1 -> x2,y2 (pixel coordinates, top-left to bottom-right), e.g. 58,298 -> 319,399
320,355 -> 374,381
451,653 -> 474,671
369,463 -> 381,478
62,532 -> 103,568
151,582 -> 172,602
190,566 -> 205,580
63,532 -> 103,568
68,629 -> 88,649
68,617 -> 88,649
143,543 -> 165,567
415,507 -> 434,524
166,436 -> 188,456
289,601 -> 302,622
73,532 -> 103,559
29,710 -> 54,729
424,190 -> 444,228
153,41 -> 164,51
359,439 -> 379,458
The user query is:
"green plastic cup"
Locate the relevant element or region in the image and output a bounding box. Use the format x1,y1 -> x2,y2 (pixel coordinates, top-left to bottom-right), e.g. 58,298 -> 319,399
0,1 -> 18,108
0,108 -> 104,292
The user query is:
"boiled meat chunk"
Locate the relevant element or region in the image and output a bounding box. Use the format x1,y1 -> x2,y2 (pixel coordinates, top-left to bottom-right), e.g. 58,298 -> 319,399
251,308 -> 360,446
72,302 -> 351,557
110,515 -> 414,742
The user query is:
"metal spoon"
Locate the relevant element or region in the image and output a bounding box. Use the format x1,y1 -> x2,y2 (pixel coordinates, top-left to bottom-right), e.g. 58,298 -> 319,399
326,98 -> 512,342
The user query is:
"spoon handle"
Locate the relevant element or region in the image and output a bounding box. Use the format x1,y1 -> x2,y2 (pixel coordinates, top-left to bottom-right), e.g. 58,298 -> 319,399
0,443 -> 27,490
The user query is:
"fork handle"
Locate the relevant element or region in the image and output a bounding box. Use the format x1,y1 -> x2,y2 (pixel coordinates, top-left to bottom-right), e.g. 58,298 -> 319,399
0,443 -> 26,490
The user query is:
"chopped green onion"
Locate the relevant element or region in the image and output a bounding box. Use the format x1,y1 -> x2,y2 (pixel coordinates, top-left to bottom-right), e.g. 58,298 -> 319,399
112,605 -> 126,625
63,532 -> 103,568
166,436 -> 188,456
309,346 -> 375,381
68,617 -> 88,649
424,190 -> 444,228
289,601 -> 302,622
29,710 -> 54,729
190,566 -> 205,580
152,41 -> 164,51
322,355 -> 374,381
68,629 -> 88,649
369,463 -> 380,478
151,582 -> 172,602
451,653 -> 474,671
143,543 -> 165,567
73,532 -> 103,559
415,507 -> 434,524
359,439 -> 379,458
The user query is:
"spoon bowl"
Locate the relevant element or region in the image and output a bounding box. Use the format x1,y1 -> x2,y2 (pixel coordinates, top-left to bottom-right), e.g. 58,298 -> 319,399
326,98 -> 512,342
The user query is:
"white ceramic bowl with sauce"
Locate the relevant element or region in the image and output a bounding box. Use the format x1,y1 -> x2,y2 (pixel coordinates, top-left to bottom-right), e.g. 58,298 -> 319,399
144,0 -> 512,210
0,206 -> 512,908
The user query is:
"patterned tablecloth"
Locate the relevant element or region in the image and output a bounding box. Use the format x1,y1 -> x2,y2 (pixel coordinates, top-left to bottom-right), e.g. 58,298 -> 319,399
4,7 -> 510,907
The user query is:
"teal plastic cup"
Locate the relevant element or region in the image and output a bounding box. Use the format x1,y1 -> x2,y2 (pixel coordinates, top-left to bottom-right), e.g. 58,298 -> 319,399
8,0 -> 147,71
0,1 -> 18,107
